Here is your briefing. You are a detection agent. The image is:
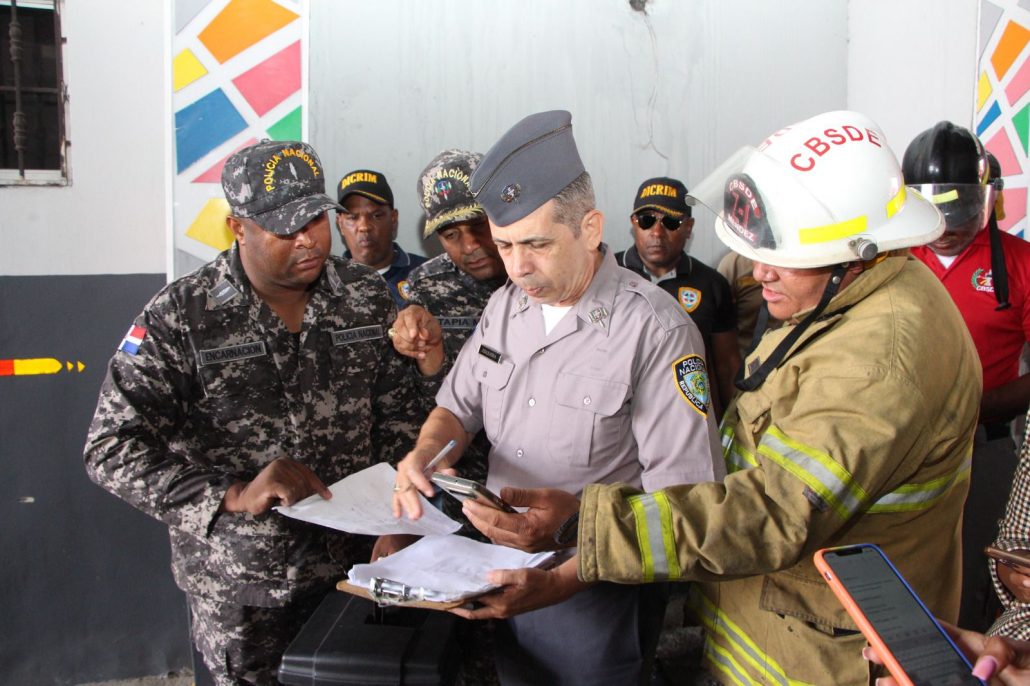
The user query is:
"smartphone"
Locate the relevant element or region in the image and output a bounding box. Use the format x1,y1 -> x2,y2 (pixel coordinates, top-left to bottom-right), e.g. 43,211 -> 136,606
430,473 -> 516,513
985,545 -> 1030,575
814,544 -> 985,686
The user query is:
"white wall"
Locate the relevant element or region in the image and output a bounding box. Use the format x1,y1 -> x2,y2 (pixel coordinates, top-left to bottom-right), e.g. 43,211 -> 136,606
0,0 -> 982,277
847,0 -> 979,158
0,0 -> 169,277
309,0 -> 848,265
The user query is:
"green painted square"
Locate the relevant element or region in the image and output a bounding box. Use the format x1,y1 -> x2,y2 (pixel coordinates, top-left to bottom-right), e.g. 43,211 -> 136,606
267,106 -> 302,141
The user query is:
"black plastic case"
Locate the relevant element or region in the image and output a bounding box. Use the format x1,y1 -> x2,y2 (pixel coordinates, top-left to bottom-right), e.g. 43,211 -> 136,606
278,592 -> 460,685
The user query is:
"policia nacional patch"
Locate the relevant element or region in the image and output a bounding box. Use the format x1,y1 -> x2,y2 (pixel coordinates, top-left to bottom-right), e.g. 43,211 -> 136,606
673,354 -> 710,416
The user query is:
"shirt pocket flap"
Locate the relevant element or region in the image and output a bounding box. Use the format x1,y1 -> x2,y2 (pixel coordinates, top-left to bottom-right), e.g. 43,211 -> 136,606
553,372 -> 630,417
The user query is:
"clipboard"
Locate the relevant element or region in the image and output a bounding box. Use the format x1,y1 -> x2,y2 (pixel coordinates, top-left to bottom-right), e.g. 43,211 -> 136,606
336,577 -> 482,610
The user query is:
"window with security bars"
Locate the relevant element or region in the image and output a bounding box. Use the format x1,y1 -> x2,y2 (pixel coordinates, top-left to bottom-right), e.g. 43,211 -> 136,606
0,0 -> 66,184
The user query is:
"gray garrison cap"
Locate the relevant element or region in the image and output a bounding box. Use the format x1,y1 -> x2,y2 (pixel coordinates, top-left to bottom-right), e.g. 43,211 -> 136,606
221,139 -> 342,236
470,110 -> 585,227
418,149 -> 486,238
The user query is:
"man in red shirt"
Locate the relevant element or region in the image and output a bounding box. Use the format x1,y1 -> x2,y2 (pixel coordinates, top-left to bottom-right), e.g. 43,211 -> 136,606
905,121 -> 1030,631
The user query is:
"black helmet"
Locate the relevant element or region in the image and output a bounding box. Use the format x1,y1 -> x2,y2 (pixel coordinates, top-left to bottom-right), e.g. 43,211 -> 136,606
904,122 -> 1010,310
902,121 -> 988,185
903,122 -> 993,234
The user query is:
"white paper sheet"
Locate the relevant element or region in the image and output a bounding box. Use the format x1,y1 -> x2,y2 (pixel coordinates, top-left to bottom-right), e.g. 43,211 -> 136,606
347,534 -> 556,602
274,462 -> 461,536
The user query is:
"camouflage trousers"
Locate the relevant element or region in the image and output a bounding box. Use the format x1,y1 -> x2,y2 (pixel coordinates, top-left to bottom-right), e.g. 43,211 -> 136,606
188,592 -> 326,686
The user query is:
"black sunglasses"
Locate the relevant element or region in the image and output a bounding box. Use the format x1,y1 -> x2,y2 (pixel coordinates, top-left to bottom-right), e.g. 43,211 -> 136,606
634,212 -> 684,231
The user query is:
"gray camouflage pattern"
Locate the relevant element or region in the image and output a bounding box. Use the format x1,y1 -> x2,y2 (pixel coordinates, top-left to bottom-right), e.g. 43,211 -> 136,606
221,139 -> 342,236
405,253 -> 505,485
84,244 -> 420,613
189,593 -> 325,685
417,149 -> 485,237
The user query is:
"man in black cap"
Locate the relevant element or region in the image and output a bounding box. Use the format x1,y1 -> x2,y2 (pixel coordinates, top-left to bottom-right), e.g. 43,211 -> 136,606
390,113 -> 723,686
335,169 -> 426,308
84,140 -> 420,685
617,176 -> 741,418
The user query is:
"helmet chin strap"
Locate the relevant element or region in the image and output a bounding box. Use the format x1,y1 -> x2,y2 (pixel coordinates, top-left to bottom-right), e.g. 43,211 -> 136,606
735,263 -> 850,393
987,212 -> 1011,311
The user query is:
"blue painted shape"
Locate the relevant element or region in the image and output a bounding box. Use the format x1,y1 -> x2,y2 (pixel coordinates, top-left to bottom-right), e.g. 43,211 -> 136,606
976,100 -> 1001,137
175,89 -> 247,173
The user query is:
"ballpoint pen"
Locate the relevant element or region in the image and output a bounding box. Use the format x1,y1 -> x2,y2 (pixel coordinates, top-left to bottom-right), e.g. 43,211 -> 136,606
422,439 -> 457,476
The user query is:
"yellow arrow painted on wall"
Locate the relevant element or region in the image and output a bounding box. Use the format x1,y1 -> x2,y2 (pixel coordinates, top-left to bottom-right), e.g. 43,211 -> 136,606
0,358 -> 86,376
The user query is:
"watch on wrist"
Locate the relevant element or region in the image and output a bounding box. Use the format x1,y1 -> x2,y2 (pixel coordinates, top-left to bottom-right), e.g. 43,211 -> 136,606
553,511 -> 580,546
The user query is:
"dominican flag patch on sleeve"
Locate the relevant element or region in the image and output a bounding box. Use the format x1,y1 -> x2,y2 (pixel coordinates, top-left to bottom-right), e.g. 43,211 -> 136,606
118,324 -> 147,355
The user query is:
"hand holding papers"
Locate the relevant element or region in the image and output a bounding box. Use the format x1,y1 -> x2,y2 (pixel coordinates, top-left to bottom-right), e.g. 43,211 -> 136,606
275,462 -> 460,536
341,534 -> 556,606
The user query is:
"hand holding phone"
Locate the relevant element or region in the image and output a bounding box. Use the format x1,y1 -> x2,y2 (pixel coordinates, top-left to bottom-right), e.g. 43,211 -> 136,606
986,546 -> 1030,603
430,473 -> 517,513
814,544 -> 986,686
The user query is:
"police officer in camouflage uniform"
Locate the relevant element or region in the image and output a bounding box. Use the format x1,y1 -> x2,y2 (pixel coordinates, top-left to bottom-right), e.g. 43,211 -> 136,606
84,139 -> 419,685
387,150 -> 505,483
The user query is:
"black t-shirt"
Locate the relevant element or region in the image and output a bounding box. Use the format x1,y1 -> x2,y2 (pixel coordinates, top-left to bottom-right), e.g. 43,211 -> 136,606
616,247 -> 736,342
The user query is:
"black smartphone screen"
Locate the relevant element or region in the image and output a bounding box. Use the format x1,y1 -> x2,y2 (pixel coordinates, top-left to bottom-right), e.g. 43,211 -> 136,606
822,545 -> 983,685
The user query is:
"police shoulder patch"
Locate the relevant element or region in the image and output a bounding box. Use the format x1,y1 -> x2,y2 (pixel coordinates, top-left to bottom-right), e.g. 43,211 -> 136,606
678,287 -> 701,313
673,354 -> 709,416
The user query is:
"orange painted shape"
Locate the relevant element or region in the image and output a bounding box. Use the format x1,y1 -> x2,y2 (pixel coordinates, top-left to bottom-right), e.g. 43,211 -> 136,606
0,360 -> 13,375
198,0 -> 299,65
992,20 -> 1030,81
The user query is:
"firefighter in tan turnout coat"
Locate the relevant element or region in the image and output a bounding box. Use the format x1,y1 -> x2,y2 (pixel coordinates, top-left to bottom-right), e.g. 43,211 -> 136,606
455,111 -> 983,686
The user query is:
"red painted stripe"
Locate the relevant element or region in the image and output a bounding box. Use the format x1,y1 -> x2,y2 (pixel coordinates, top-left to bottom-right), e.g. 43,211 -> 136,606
0,360 -> 14,376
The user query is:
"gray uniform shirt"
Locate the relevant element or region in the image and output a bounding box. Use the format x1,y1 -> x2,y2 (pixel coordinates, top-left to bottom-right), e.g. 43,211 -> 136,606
436,248 -> 724,496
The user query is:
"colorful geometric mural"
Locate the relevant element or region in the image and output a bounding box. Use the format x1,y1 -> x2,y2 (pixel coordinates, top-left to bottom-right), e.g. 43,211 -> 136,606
977,1 -> 1030,238
172,0 -> 304,270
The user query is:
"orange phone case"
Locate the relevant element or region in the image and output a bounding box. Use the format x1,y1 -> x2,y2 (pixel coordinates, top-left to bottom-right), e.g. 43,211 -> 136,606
813,548 -> 915,686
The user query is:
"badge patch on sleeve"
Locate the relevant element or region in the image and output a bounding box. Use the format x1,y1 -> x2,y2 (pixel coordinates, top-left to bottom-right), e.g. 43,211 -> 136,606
398,280 -> 412,301
678,287 -> 701,313
118,325 -> 147,355
673,354 -> 709,416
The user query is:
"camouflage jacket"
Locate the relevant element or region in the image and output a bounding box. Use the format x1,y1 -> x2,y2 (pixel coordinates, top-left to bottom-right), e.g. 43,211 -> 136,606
404,253 -> 504,482
84,245 -> 420,607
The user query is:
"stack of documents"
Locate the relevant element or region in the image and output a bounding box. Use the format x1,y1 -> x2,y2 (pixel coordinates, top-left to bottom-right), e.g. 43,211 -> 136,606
274,462 -> 460,536
346,534 -> 556,603
275,462 -> 555,606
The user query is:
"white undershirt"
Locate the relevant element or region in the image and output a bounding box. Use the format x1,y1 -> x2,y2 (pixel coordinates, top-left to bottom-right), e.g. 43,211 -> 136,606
541,304 -> 573,334
935,252 -> 958,269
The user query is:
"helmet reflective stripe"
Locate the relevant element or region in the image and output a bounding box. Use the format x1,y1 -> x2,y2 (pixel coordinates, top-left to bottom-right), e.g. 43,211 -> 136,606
691,110 -> 944,268
796,184 -> 907,246
930,189 -> 960,204
627,492 -> 681,582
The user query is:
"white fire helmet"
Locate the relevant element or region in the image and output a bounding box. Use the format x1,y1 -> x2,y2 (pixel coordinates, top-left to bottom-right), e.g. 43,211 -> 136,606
688,111 -> 944,269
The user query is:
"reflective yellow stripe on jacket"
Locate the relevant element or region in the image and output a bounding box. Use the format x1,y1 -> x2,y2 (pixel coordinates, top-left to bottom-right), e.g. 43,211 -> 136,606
626,491 -> 682,582
719,425 -> 971,516
687,586 -> 816,686
868,456 -> 972,512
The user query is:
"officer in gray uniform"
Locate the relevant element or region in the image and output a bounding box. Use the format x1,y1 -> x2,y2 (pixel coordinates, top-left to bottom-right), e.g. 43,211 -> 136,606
84,140 -> 419,686
391,112 -> 724,686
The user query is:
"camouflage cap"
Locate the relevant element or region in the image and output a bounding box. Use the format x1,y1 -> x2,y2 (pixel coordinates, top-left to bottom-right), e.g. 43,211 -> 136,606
633,177 -> 691,218
221,139 -> 341,236
470,110 -> 585,227
417,149 -> 486,238
337,169 -> 394,207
